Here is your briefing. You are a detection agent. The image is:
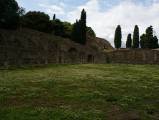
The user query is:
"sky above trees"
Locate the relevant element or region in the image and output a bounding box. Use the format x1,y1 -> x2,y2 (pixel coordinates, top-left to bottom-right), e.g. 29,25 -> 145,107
17,0 -> 159,46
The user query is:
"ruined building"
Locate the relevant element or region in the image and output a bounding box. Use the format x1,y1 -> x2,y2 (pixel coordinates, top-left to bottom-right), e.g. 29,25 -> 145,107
0,28 -> 113,66
1,28 -> 159,66
107,48 -> 159,64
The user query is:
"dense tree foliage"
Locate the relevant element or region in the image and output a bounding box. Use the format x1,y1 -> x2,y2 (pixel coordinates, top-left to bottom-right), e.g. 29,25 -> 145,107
80,9 -> 87,44
87,27 -> 96,38
0,0 -> 97,45
21,11 -> 52,33
21,12 -> 73,38
126,34 -> 132,48
140,26 -> 158,49
71,20 -> 81,43
71,9 -> 87,45
114,25 -> 122,48
0,0 -> 20,29
51,19 -> 65,36
6,0 -> 159,49
133,25 -> 140,48
62,22 -> 73,38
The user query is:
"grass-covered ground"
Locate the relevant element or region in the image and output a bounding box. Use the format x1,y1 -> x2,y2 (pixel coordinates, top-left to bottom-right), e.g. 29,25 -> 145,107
0,64 -> 159,120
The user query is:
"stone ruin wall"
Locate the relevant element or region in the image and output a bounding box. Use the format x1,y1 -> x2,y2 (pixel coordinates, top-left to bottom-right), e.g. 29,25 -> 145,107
107,49 -> 159,64
0,29 -> 107,67
1,29 -> 159,66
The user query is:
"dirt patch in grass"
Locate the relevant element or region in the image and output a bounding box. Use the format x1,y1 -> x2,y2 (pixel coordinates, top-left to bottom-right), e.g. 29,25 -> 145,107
107,105 -> 140,120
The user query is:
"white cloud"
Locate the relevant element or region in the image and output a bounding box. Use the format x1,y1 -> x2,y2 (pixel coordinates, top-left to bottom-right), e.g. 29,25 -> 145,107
66,0 -> 159,47
17,0 -> 159,47
39,3 -> 65,16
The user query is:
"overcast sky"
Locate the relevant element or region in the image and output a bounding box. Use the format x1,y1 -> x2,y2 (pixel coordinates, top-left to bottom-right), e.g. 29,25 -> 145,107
16,0 -> 159,46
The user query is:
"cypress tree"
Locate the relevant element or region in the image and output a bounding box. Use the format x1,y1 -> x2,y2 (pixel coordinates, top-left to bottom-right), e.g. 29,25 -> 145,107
80,9 -> 87,45
126,34 -> 132,48
114,25 -> 122,49
71,9 -> 87,45
53,14 -> 56,20
133,25 -> 139,48
146,26 -> 154,48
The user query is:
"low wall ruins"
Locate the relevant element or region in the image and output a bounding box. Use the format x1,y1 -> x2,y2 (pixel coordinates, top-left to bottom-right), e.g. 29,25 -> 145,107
0,29 -> 107,66
107,49 -> 159,64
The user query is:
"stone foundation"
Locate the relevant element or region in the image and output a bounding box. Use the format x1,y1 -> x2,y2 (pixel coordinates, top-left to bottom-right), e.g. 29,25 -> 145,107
107,49 -> 159,64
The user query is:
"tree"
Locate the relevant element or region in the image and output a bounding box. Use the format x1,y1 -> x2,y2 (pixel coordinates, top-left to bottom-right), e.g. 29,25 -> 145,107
140,26 -> 158,49
18,7 -> 25,16
71,20 -> 81,43
21,11 -> 52,33
153,36 -> 159,49
80,9 -> 87,45
114,25 -> 122,48
146,26 -> 154,48
87,27 -> 96,38
51,19 -> 65,36
62,22 -> 73,38
126,34 -> 132,48
71,9 -> 87,45
0,0 -> 20,29
140,34 -> 147,48
53,14 -> 56,20
133,25 -> 140,48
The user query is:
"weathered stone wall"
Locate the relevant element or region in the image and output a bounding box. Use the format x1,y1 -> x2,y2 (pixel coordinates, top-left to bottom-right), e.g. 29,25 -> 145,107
3,29 -> 159,66
107,49 -> 159,64
0,28 -> 108,66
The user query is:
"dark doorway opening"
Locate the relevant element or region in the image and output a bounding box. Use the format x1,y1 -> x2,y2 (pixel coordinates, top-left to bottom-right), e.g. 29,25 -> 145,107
87,55 -> 94,63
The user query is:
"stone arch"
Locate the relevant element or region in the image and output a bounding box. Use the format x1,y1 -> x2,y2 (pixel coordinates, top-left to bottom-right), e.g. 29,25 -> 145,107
87,54 -> 94,63
79,52 -> 85,63
68,47 -> 78,63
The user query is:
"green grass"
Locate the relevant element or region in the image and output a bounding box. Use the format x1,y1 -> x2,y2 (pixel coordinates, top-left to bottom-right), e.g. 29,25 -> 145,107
0,64 -> 159,120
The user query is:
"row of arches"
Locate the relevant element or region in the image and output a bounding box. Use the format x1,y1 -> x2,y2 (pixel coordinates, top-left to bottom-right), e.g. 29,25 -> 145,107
68,47 -> 95,63
58,47 -> 95,63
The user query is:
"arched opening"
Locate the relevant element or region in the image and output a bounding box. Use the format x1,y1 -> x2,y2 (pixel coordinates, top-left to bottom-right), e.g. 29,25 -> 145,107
79,52 -> 85,63
68,48 -> 78,63
87,54 -> 94,63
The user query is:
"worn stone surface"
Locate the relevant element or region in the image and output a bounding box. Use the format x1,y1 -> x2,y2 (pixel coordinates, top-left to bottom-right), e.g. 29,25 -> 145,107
107,48 -> 159,64
0,28 -> 112,66
1,28 -> 159,66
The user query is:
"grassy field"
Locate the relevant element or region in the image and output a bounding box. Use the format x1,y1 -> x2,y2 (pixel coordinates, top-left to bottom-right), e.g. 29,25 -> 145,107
0,64 -> 159,120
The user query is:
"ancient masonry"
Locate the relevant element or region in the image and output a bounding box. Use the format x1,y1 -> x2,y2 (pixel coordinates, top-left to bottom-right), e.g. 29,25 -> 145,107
107,49 -> 159,64
0,28 -> 159,66
0,29 -> 109,66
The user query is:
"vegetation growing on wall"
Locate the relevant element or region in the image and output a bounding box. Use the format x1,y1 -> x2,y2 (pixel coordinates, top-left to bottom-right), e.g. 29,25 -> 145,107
0,0 -> 158,49
21,11 -> 52,33
0,0 -> 95,45
140,26 -> 158,49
